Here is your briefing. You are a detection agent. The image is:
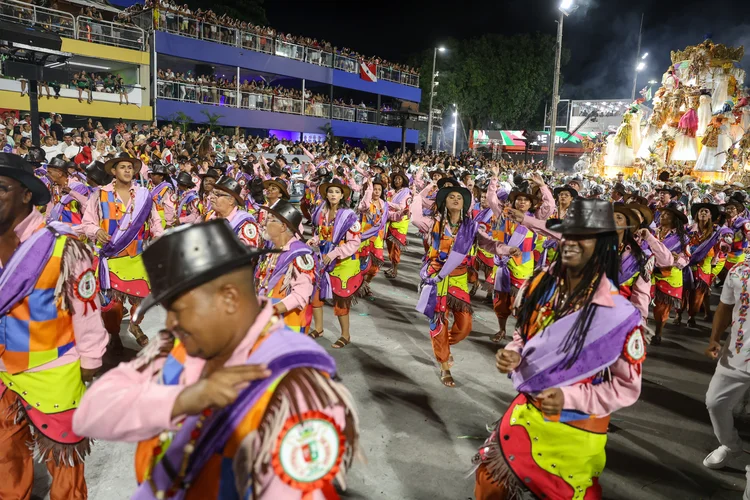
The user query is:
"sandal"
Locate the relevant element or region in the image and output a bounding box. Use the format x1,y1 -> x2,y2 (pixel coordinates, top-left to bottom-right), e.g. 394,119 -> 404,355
128,323 -> 149,347
651,335 -> 662,346
384,268 -> 397,280
440,370 -> 455,388
308,329 -> 324,339
331,336 -> 350,349
448,354 -> 454,369
687,318 -> 697,328
491,331 -> 505,343
672,315 -> 682,326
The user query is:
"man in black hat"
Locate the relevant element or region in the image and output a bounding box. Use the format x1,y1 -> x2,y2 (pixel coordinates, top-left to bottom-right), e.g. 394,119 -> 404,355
81,152 -> 165,348
476,198 -> 644,500
206,175 -> 261,247
174,171 -> 201,224
148,163 -> 176,229
257,200 -> 315,333
73,220 -> 359,498
0,153 -> 107,499
84,160 -> 113,189
44,156 -> 91,229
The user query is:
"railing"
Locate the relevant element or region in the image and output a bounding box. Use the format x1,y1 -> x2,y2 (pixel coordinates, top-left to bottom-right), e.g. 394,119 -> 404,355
0,0 -> 75,39
272,96 -> 303,115
239,30 -> 274,55
333,54 -> 358,74
332,104 -> 355,122
0,76 -> 145,107
356,108 -> 377,124
76,16 -> 145,51
240,92 -> 273,111
305,100 -> 330,118
274,39 -> 304,61
305,48 -> 333,67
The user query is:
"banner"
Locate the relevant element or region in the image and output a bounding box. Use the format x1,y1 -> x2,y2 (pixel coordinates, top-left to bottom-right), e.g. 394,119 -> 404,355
360,62 -> 378,82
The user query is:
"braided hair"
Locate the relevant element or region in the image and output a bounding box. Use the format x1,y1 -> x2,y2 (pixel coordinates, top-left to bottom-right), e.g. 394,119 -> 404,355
515,232 -> 621,371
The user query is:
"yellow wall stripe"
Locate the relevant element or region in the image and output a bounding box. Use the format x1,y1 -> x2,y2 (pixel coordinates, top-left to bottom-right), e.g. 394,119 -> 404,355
60,38 -> 150,66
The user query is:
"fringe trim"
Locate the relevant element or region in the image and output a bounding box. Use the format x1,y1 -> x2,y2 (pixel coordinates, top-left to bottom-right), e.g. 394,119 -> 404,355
386,233 -> 406,250
8,398 -> 92,467
370,254 -> 385,269
254,368 -> 361,497
355,283 -> 372,299
654,289 -> 681,310
105,290 -> 144,305
695,278 -> 710,293
468,425 -> 525,500
481,281 -> 494,292
474,260 -> 494,276
133,330 -> 175,373
56,237 -> 93,314
447,294 -> 473,315
333,294 -> 358,310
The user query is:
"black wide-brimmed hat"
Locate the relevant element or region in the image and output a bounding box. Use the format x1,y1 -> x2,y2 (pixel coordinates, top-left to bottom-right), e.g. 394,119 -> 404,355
46,156 -> 68,172
656,184 -> 680,198
625,202 -> 654,227
0,153 -> 51,205
437,177 -> 460,189
613,204 -> 641,229
133,220 -> 276,323
547,199 -> 628,235
312,167 -> 332,182
612,182 -> 627,195
724,197 -> 745,212
103,151 -> 142,176
659,201 -> 689,225
149,163 -> 171,177
260,199 -> 304,239
214,175 -> 244,205
371,178 -> 387,200
553,184 -> 579,199
263,178 -> 290,200
390,171 -> 410,188
26,147 -> 46,166
175,171 -> 195,188
435,185 -> 472,215
199,168 -> 221,180
319,177 -> 352,200
508,188 -> 538,207
85,160 -> 112,187
690,202 -> 720,221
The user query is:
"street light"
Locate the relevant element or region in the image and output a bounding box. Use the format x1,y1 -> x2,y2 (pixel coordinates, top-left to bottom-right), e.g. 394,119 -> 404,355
547,0 -> 577,169
641,52 -> 649,60
647,79 -> 657,84
452,104 -> 459,156
636,61 -> 646,71
427,46 -> 447,150
630,13 -> 645,100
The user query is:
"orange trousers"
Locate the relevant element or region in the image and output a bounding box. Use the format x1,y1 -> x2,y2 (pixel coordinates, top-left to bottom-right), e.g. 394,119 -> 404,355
493,291 -> 514,331
474,463 -> 508,499
687,287 -> 708,318
386,239 -> 402,266
431,309 -> 472,363
311,290 -> 349,316
365,263 -> 380,282
653,301 -> 672,328
0,390 -> 87,500
101,299 -> 141,335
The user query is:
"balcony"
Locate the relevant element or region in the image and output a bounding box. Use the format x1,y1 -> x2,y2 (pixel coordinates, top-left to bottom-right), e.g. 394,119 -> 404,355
129,8 -> 419,88
0,0 -> 146,51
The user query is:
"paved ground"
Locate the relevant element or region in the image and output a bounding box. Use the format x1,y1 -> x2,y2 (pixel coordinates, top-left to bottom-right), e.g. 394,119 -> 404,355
32,227 -> 750,499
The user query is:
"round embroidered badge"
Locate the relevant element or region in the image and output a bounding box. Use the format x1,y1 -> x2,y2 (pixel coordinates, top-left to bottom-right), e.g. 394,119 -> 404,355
242,223 -> 257,240
75,270 -> 98,301
624,329 -> 646,364
295,255 -> 314,271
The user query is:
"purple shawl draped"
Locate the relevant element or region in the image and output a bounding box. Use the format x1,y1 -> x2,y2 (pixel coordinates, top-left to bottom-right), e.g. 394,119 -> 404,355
98,187 -> 153,291
473,207 -> 493,225
361,200 -> 390,241
131,330 -> 336,500
258,241 -> 312,296
46,181 -> 90,224
511,292 -> 641,393
415,218 -> 478,322
317,208 -> 359,300
177,190 -> 198,216
228,210 -> 257,233
0,222 -> 73,317
390,187 -> 412,207
149,180 -> 172,199
494,223 -> 530,293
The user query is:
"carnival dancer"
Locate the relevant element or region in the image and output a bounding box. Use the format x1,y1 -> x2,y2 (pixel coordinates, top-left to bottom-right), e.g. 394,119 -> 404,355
84,160 -> 113,190
356,177 -> 392,296
651,201 -> 690,344
412,183 -> 519,387
487,172 -> 554,342
384,170 -> 412,279
307,178 -> 364,347
473,199 -> 645,500
651,184 -> 679,227
148,163 -> 176,229
258,177 -> 290,225
175,171 -> 201,224
0,153 -> 108,499
197,168 -> 220,217
81,152 -> 164,348
676,203 -> 731,327
716,198 -> 750,286
414,167 -> 446,253
257,200 -> 315,333
471,181 -> 497,295
204,175 -> 261,247
73,220 -> 359,499
45,156 -> 91,229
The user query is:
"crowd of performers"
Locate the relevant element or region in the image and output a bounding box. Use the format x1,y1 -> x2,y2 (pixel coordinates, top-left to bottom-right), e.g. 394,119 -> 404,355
2,142 -> 750,499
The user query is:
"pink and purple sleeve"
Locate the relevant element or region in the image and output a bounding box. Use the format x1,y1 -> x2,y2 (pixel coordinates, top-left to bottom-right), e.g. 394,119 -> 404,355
70,256 -> 108,370
559,356 -> 642,417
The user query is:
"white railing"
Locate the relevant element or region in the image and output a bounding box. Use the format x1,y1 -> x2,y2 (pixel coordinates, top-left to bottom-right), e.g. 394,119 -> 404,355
274,39 -> 305,61
272,96 -> 303,115
356,108 -> 376,124
0,0 -> 75,39
332,105 -> 355,122
239,30 -> 274,55
305,48 -> 333,67
0,77 -> 144,106
305,100 -> 330,118
240,92 -> 273,111
76,16 -> 145,51
333,54 -> 358,74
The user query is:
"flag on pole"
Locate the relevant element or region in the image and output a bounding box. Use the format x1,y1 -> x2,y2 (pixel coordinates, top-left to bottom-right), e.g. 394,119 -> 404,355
360,62 -> 378,82
639,86 -> 652,101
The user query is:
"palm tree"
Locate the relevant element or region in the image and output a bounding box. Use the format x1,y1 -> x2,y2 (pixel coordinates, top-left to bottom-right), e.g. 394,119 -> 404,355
175,111 -> 193,134
201,110 -> 223,132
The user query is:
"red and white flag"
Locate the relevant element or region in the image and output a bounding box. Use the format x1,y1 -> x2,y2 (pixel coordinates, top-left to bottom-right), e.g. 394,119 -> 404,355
360,62 -> 378,82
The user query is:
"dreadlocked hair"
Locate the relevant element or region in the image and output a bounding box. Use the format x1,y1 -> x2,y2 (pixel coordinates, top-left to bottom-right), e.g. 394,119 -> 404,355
515,232 -> 621,371
672,220 -> 690,252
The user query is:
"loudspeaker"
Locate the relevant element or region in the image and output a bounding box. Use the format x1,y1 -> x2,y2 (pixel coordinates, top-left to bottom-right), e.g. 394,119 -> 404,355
0,22 -> 62,51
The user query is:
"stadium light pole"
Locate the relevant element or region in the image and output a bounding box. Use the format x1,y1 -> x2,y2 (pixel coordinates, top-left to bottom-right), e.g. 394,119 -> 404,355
427,46 -> 446,150
547,0 -> 577,170
452,105 -> 458,156
630,13 -> 645,101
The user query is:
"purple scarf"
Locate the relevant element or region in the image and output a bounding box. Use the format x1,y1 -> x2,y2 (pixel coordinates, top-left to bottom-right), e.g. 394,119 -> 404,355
317,208 -> 358,300
494,223 -> 530,293
47,181 -> 90,224
390,187 -> 411,207
512,292 -> 641,394
131,330 -> 336,500
149,180 -> 172,199
415,218 -> 478,323
618,250 -> 640,285
259,240 -> 312,295
177,190 -> 198,216
0,222 -> 73,317
361,200 -> 390,241
690,226 -> 733,266
98,187 -> 153,291
473,207 -> 493,225
228,209 -> 257,233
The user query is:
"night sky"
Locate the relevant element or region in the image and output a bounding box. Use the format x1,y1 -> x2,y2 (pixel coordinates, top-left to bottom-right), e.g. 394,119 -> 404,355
265,0 -> 749,100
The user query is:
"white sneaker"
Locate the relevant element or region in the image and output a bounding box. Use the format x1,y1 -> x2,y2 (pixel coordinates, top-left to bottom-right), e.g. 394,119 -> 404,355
703,445 -> 742,469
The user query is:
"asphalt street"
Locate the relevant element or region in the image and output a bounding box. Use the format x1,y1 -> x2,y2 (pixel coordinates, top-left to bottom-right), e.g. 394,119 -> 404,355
31,227 -> 750,500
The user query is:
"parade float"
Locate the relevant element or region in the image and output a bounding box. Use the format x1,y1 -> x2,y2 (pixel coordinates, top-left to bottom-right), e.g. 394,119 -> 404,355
599,39 -> 749,183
